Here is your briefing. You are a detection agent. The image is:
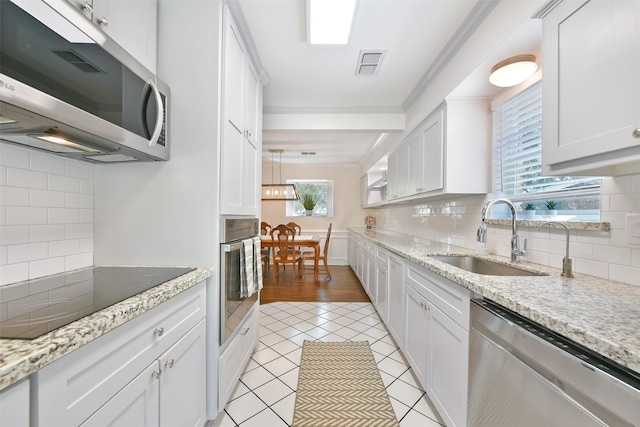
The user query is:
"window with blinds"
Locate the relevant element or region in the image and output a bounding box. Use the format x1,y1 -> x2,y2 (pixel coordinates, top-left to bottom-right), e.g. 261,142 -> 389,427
492,81 -> 600,219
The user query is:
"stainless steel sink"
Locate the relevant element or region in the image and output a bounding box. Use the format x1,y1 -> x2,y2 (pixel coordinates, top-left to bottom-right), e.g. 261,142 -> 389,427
430,255 -> 547,277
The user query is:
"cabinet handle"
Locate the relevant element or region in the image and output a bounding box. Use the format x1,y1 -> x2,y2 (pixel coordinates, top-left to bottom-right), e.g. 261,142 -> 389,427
241,327 -> 250,336
96,16 -> 108,27
154,327 -> 164,337
164,359 -> 175,369
152,369 -> 162,379
633,128 -> 640,138
80,2 -> 92,13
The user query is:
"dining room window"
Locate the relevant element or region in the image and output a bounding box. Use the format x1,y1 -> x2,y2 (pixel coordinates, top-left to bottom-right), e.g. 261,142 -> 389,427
492,80 -> 600,220
286,179 -> 334,217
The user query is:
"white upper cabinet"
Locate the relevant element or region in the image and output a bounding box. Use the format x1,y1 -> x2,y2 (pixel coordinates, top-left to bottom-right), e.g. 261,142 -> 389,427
63,0 -> 158,73
542,0 -> 640,176
220,6 -> 263,215
385,99 -> 489,203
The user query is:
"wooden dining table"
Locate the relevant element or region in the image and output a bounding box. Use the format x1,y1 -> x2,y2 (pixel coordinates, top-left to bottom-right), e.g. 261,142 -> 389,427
260,235 -> 321,283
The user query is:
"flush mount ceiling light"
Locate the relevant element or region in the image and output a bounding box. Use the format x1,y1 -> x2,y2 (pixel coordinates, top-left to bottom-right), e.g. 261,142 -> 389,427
306,0 -> 357,45
261,149 -> 300,201
489,55 -> 538,87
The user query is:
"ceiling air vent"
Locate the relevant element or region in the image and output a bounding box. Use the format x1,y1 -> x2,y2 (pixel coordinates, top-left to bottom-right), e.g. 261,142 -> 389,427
301,151 -> 316,156
355,50 -> 386,76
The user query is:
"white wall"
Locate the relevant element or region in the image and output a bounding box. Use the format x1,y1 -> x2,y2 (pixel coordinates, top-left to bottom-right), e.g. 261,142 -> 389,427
371,174 -> 640,287
0,143 -> 94,285
261,161 -> 365,264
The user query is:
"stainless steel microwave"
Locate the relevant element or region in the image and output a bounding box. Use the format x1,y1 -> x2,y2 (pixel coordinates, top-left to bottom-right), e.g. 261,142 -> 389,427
0,0 -> 169,163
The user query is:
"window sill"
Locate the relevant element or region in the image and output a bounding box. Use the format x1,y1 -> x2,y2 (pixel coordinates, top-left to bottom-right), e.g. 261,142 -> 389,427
485,218 -> 610,231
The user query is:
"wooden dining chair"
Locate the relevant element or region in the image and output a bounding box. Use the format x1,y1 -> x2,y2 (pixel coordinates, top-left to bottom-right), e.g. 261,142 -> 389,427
270,224 -> 304,284
286,221 -> 304,257
260,222 -> 271,268
303,223 -> 332,280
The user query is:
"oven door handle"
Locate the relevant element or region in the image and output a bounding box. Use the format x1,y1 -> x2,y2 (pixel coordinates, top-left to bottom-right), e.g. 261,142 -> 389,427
222,241 -> 246,252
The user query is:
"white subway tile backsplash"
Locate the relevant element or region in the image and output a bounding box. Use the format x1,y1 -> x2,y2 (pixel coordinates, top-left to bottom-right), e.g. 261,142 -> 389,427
29,257 -> 65,280
6,168 -> 47,190
65,224 -> 92,239
568,241 -> 593,260
0,263 -> 29,285
600,194 -> 611,212
600,212 -> 629,229
65,192 -> 92,209
601,176 -> 633,195
610,194 -> 640,212
48,208 -> 80,224
30,225 -> 65,242
7,242 -> 48,264
592,244 -> 632,266
6,207 -> 48,225
49,239 -> 80,257
66,161 -> 93,179
0,186 -> 29,206
48,174 -> 79,192
65,252 -> 93,271
30,189 -> 65,208
1,150 -> 94,284
30,152 -> 66,175
574,258 -> 609,280
0,226 -> 29,245
0,144 -> 29,168
608,265 -> 640,287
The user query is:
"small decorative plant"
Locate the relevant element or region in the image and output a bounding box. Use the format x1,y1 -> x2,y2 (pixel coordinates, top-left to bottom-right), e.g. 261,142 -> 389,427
544,200 -> 557,210
523,203 -> 536,211
301,193 -> 317,213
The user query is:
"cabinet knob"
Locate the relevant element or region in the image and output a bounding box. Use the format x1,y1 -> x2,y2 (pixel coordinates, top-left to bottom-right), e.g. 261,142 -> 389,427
164,359 -> 175,369
81,2 -> 93,13
633,128 -> 640,138
152,369 -> 162,379
154,327 -> 164,337
96,16 -> 108,27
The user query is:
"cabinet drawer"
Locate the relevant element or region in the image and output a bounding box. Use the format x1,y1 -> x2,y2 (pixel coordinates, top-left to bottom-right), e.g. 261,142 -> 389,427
376,246 -> 388,263
405,264 -> 469,330
219,308 -> 258,409
34,281 -> 206,427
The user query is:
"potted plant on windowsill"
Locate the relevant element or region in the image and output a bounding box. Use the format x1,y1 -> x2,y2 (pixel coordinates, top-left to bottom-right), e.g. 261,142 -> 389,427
544,200 -> 558,216
521,203 -> 536,218
301,193 -> 317,216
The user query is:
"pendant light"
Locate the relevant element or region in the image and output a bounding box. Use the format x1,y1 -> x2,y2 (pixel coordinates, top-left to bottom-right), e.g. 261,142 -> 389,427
261,149 -> 300,201
489,55 -> 537,87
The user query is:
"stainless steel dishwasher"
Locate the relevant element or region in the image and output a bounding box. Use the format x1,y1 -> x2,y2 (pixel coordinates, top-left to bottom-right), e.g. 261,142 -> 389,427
468,299 -> 640,427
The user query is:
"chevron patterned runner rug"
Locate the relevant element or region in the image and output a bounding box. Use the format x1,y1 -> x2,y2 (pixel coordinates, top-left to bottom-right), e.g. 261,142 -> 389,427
292,341 -> 400,427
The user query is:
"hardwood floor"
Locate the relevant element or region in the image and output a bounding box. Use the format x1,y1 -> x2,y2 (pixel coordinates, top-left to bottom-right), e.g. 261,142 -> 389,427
260,264 -> 370,304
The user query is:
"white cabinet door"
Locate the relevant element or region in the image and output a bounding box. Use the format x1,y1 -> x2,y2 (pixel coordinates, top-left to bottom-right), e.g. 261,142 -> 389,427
542,0 -> 640,175
387,142 -> 409,200
367,250 -> 376,303
419,110 -> 444,193
404,285 -> 429,385
0,379 -> 29,427
223,11 -> 245,134
92,0 -> 157,72
375,248 -> 388,322
159,320 -> 206,427
407,131 -> 423,195
387,253 -> 405,347
427,306 -> 468,427
81,362 -> 160,427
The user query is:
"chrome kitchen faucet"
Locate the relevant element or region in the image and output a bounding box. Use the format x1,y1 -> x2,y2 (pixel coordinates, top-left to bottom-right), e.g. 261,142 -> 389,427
477,198 -> 527,263
538,221 -> 573,278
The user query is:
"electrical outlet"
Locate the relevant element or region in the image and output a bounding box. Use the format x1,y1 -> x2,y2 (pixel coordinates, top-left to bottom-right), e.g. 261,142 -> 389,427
626,214 -> 640,244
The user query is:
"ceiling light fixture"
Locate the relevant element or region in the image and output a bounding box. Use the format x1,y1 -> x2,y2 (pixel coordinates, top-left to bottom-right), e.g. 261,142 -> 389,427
306,0 -> 357,45
261,149 -> 300,201
489,55 -> 537,87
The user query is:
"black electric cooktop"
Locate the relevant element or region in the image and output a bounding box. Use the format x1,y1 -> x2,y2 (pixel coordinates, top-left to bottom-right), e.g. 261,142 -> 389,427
0,266 -> 195,340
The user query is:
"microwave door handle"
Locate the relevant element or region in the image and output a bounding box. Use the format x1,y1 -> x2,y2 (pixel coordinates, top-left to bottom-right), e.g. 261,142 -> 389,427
146,79 -> 164,147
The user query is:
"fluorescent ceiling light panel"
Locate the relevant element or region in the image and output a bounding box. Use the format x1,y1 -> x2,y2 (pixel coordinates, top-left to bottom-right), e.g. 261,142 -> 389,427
307,0 -> 357,45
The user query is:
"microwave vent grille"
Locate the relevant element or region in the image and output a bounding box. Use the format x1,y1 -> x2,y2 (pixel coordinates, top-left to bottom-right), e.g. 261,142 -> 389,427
52,50 -> 103,73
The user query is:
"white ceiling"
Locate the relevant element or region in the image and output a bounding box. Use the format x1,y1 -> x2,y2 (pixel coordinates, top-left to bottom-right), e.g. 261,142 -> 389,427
236,0 -> 540,164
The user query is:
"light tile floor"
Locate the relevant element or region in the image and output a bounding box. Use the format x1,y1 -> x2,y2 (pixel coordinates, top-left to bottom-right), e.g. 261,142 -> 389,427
217,301 -> 445,427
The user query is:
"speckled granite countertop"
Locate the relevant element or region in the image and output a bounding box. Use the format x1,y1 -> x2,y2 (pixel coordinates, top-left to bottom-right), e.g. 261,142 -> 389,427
0,266 -> 214,391
350,227 -> 640,376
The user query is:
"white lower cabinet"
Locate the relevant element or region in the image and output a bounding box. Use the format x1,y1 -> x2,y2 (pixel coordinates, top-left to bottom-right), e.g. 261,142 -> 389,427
33,281 -> 207,427
0,378 -> 30,427
218,307 -> 258,410
375,247 -> 389,322
404,285 -> 429,383
386,252 -> 405,346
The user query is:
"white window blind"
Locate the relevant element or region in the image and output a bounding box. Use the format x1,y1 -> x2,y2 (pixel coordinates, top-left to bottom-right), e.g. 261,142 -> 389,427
492,81 -> 599,198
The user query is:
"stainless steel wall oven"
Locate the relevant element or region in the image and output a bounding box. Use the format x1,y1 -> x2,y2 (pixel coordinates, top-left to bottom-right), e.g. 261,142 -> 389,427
220,218 -> 259,348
